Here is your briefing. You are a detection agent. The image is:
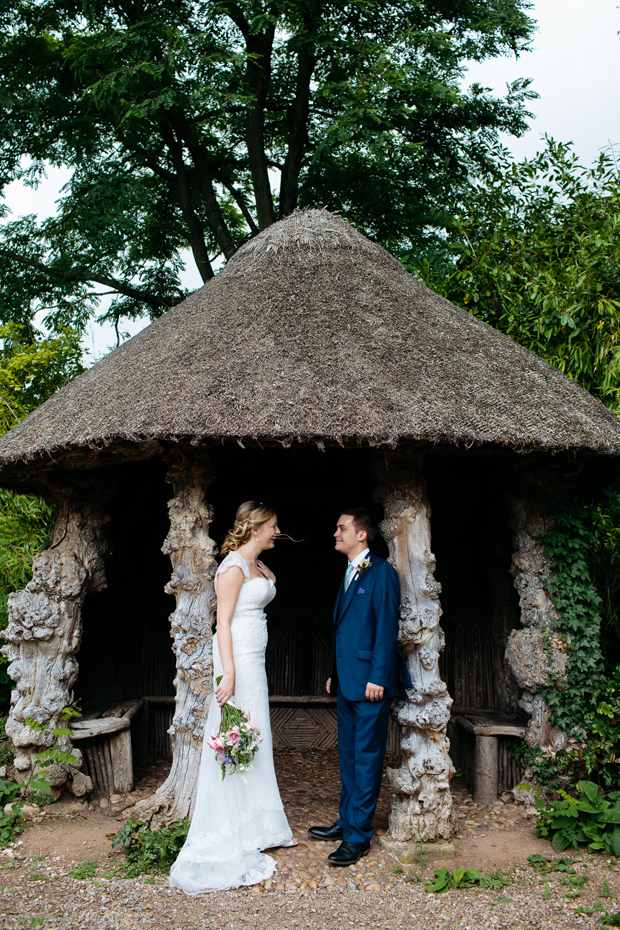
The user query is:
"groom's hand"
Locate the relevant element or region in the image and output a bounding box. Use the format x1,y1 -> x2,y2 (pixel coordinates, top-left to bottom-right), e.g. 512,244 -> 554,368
366,682 -> 384,702
326,678 -> 331,694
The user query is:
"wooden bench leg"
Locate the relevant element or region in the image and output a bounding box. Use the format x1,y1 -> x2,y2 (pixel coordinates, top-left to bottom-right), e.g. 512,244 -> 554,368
474,734 -> 498,804
109,729 -> 134,794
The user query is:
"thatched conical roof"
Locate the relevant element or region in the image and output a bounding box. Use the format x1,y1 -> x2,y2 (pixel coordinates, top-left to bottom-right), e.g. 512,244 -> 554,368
1,208 -> 619,477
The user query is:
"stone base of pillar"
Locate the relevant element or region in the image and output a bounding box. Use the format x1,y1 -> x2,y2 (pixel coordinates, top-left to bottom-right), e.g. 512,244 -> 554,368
379,836 -> 455,865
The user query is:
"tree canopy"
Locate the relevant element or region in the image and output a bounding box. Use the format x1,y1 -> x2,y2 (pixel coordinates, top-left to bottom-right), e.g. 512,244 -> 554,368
415,140 -> 620,412
0,0 -> 535,334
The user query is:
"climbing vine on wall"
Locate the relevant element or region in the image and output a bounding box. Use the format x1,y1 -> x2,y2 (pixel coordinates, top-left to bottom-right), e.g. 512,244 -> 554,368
511,484 -> 620,788
541,497 -> 606,736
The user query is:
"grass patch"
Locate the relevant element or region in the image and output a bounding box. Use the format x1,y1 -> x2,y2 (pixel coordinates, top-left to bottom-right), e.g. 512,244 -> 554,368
68,860 -> 98,880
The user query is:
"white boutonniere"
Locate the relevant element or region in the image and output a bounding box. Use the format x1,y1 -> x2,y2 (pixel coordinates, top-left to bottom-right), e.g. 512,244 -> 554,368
356,557 -> 371,575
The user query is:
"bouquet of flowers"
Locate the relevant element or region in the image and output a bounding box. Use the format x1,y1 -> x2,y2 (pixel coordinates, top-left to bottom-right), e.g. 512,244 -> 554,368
207,676 -> 263,780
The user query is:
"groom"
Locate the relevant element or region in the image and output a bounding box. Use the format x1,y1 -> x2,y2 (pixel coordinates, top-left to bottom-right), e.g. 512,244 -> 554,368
309,508 -> 408,866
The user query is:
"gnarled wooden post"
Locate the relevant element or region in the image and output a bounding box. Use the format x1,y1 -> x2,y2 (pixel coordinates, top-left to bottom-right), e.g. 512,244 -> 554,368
1,483 -> 112,785
135,449 -> 217,828
506,478 -> 569,752
374,451 -> 454,842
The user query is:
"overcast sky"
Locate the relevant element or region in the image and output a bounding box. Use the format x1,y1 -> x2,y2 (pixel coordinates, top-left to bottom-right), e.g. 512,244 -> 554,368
465,0 -> 620,165
3,0 -> 620,357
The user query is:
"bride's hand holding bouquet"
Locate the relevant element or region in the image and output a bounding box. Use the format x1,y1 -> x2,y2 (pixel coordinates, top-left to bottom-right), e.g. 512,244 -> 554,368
215,669 -> 236,706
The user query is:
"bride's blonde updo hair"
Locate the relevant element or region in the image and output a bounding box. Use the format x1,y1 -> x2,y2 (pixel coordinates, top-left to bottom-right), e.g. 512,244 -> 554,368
220,501 -> 277,558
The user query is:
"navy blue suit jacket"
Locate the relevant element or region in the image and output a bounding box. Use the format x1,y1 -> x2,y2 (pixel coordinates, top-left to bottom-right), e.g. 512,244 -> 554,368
331,554 -> 411,702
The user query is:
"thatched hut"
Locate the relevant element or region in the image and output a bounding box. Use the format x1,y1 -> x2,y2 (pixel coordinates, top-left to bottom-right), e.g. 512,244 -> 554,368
1,209 -> 619,841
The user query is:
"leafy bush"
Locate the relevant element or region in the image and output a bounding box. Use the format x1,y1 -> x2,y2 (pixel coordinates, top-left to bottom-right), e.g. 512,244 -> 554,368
23,707 -> 80,802
575,667 -> 620,789
511,742 -> 571,785
0,715 -> 13,767
527,854 -> 577,874
0,776 -> 19,807
513,669 -> 620,791
0,778 -> 23,846
535,781 -> 620,856
110,818 -> 190,877
420,141 -> 620,412
0,803 -> 24,846
424,867 -> 511,893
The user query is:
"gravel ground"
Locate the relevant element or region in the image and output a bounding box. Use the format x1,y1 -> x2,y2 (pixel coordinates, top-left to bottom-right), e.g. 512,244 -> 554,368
1,854 -> 619,930
1,750 -> 618,929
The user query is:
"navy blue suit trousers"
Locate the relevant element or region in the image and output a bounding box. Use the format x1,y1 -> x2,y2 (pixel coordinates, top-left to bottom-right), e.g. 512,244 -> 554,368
336,685 -> 391,845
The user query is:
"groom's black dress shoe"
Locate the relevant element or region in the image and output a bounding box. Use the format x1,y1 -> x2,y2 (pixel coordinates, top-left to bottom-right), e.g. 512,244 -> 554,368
327,841 -> 370,867
308,823 -> 344,841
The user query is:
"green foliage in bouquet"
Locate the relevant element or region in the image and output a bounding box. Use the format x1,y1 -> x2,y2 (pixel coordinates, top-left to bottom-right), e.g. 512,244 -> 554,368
110,818 -> 190,877
535,781 -> 620,856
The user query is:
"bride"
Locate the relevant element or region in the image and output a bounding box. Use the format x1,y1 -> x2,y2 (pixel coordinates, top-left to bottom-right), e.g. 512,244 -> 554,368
169,501 -> 296,894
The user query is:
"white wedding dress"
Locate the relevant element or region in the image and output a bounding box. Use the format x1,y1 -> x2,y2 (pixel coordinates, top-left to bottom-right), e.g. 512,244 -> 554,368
169,551 -> 294,894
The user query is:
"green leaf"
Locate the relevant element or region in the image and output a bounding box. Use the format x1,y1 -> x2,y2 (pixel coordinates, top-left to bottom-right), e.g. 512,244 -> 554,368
552,831 -> 574,853
579,781 -> 605,807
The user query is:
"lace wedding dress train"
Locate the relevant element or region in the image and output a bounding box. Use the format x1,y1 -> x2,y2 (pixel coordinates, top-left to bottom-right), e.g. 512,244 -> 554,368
169,552 -> 293,894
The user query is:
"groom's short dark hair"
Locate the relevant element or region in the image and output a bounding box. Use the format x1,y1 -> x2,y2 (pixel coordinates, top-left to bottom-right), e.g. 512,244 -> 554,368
341,507 -> 379,543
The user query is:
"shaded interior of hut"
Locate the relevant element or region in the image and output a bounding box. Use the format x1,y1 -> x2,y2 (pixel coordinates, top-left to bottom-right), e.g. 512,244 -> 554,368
73,445 -> 525,793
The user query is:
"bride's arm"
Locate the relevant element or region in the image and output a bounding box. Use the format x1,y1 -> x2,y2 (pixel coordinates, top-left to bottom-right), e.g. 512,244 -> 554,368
214,566 -> 244,706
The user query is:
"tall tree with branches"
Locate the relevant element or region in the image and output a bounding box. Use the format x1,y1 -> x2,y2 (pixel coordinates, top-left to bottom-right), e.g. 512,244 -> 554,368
0,0 -> 535,335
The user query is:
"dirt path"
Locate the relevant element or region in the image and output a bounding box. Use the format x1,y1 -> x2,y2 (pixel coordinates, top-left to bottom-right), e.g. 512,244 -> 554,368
2,750 -> 619,929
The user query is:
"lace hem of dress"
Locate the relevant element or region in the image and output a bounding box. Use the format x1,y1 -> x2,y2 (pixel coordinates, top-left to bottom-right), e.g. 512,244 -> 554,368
169,854 -> 277,895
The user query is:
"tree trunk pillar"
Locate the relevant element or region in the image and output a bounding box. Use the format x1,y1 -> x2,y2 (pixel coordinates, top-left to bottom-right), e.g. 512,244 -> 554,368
374,451 -> 454,842
1,484 -> 112,783
135,449 -> 217,828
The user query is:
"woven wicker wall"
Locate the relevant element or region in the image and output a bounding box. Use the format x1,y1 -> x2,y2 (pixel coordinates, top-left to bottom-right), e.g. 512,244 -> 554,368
429,455 -> 522,719
75,461 -> 176,721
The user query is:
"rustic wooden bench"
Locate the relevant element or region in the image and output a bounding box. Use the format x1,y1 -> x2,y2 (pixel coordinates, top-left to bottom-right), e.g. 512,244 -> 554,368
452,713 -> 527,804
70,696 -> 174,795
